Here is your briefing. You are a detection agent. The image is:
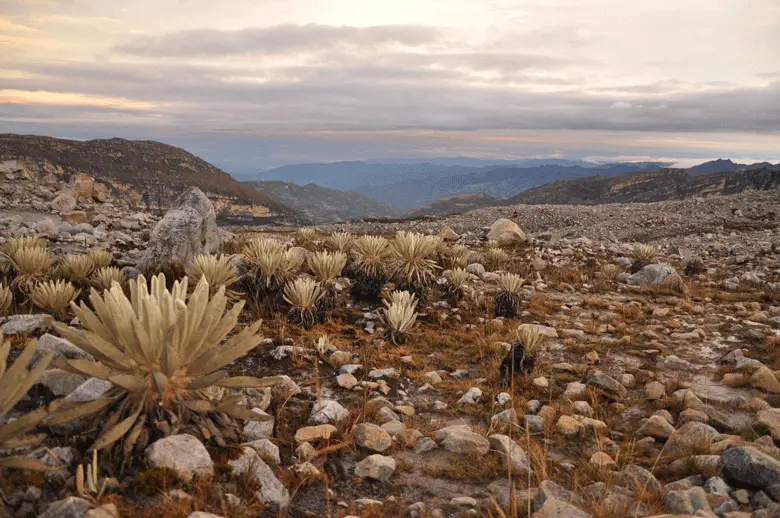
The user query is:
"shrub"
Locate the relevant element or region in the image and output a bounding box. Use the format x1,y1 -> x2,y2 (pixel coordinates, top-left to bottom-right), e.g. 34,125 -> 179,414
381,290 -> 419,344
484,247 -> 509,272
389,231 -> 441,298
294,228 -> 318,250
325,232 -> 353,253
185,254 -> 239,297
60,255 -> 96,286
49,273 -> 279,452
631,244 -> 659,273
93,266 -> 128,291
0,283 -> 11,315
30,279 -> 80,315
0,335 -> 60,471
283,277 -> 325,329
350,235 -> 392,301
9,246 -> 52,292
493,273 -> 524,318
87,250 -> 114,269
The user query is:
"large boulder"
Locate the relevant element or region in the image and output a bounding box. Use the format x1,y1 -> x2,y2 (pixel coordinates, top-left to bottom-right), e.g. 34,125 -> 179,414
137,187 -> 221,273
487,218 -> 528,246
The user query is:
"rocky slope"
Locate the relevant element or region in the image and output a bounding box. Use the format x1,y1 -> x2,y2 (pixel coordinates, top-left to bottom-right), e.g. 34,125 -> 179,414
245,180 -> 402,223
0,134 -> 309,225
2,184 -> 780,517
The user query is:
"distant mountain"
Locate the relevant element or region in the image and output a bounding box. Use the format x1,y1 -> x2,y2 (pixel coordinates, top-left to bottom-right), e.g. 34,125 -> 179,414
238,160 -> 671,206
354,162 -> 670,209
363,157 -> 595,167
686,159 -> 778,176
245,181 -> 402,224
0,134 -> 309,225
503,167 -> 780,206
406,193 -> 499,218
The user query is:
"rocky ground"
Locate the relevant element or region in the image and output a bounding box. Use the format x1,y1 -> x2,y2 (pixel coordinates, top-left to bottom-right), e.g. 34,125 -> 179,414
1,171 -> 780,518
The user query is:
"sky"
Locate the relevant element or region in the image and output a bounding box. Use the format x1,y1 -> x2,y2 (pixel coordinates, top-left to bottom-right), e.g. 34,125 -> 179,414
1,0 -> 779,171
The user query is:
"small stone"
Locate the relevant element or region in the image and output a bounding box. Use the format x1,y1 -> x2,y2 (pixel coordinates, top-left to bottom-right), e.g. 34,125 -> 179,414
590,452 -> 616,469
354,423 -> 393,452
85,504 -> 120,518
635,415 -> 676,440
663,486 -> 713,515
489,434 -> 530,475
424,371 -> 443,385
242,408 -> 273,441
664,421 -> 719,455
64,377 -> 113,402
354,454 -> 396,482
145,434 -> 214,482
458,387 -> 482,404
308,399 -> 349,424
564,382 -> 588,400
645,381 -> 666,400
533,377 -> 549,388
415,437 -> 438,453
751,367 -> 780,394
228,447 -> 289,511
556,415 -> 585,437
586,370 -> 627,399
336,373 -> 358,389
294,424 -> 337,443
37,497 -> 92,518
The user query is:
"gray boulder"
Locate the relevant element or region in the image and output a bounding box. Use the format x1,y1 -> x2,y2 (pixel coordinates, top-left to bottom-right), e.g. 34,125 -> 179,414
145,434 -> 214,482
137,187 -> 220,273
626,263 -> 684,290
717,446 -> 780,489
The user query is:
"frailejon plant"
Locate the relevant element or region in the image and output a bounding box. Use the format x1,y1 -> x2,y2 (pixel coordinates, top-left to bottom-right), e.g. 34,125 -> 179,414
30,279 -> 80,317
307,250 -> 347,310
484,247 -> 509,272
283,277 -> 325,329
446,267 -> 471,303
325,232 -> 353,254
87,250 -> 114,269
493,273 -> 524,318
631,244 -> 659,273
242,239 -> 299,314
350,235 -> 392,301
380,290 -> 419,345
0,335 -> 61,471
93,267 -> 128,292
500,324 -> 547,379
60,255 -> 96,287
185,254 -> 239,298
0,283 -> 11,315
48,273 -> 280,453
389,231 -> 441,299
294,228 -> 318,251
9,246 -> 52,293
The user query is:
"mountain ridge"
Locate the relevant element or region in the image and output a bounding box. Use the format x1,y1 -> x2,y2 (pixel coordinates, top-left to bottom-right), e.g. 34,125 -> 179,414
0,134 -> 309,225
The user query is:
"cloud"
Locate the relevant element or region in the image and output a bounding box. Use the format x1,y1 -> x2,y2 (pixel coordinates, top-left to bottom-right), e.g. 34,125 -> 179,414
113,24 -> 445,57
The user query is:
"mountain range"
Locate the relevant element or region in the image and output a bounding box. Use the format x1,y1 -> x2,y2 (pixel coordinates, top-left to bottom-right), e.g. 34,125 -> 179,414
239,160 -> 671,209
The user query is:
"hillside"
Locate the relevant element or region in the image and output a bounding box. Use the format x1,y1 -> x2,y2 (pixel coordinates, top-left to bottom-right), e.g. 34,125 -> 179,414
0,134 -> 309,225
503,166 -> 780,206
406,192 -> 499,218
244,180 -> 402,223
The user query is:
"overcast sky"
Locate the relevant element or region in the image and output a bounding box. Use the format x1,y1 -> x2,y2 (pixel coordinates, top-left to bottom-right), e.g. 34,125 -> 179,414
1,0 -> 779,170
